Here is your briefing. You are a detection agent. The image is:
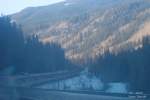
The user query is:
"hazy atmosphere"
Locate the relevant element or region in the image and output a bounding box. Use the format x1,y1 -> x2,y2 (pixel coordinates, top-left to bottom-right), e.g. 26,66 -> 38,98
0,0 -> 65,14
0,0 -> 150,100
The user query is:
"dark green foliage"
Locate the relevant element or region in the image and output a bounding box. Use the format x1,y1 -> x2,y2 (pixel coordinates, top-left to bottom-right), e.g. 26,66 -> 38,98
0,16 -> 74,74
0,16 -> 24,69
90,37 -> 150,93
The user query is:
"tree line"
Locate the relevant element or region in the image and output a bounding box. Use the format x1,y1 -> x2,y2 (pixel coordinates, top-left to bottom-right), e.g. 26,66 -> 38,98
90,37 -> 150,93
0,16 -> 75,75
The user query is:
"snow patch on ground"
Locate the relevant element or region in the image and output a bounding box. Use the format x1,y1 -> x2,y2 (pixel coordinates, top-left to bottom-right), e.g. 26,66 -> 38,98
39,69 -> 103,90
106,83 -> 128,93
64,2 -> 74,6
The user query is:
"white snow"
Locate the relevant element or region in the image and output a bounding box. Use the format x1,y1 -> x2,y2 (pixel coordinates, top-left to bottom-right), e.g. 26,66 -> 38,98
38,69 -> 103,90
64,0 -> 75,6
64,2 -> 73,6
106,83 -> 128,93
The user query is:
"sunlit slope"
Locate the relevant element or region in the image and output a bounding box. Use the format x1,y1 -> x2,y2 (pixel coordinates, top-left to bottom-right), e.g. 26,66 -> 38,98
12,0 -> 150,61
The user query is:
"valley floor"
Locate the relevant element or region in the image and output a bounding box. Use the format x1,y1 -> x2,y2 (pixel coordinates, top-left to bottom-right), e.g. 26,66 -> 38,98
0,86 -> 141,100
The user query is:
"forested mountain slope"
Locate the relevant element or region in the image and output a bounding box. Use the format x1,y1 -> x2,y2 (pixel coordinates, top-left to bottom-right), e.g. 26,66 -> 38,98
11,0 -> 150,62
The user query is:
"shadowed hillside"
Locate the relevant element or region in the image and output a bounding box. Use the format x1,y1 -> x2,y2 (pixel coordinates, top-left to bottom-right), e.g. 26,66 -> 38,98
0,16 -> 76,75
11,0 -> 150,63
90,36 -> 150,93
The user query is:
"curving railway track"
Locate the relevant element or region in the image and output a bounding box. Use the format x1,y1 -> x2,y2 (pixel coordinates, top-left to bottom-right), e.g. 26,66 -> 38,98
0,70 -> 149,100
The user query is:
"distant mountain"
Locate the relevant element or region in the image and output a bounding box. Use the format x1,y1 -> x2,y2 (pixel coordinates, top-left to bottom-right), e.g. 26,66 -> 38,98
11,0 -> 150,62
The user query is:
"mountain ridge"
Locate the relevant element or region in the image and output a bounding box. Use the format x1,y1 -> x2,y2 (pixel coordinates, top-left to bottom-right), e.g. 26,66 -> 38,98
11,0 -> 150,62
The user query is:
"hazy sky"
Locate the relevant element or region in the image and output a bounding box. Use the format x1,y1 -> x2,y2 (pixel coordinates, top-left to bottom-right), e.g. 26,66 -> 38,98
0,0 -> 65,15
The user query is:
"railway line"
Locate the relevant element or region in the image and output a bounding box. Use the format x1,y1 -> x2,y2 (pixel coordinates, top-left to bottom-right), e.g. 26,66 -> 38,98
0,70 -> 149,100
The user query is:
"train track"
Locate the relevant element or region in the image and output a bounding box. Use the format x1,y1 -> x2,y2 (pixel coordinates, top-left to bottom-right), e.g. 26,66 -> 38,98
0,69 -> 81,87
0,70 -> 149,100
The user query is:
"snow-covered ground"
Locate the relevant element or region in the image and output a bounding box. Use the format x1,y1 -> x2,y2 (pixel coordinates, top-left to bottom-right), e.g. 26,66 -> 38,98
38,69 -> 103,90
106,83 -> 128,93
0,67 -> 128,94
38,69 -> 128,94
